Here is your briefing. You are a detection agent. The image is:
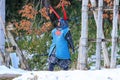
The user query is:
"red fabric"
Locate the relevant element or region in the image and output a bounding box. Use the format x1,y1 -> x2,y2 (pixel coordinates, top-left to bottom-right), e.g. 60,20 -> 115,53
62,4 -> 68,20
50,6 -> 60,19
55,30 -> 61,36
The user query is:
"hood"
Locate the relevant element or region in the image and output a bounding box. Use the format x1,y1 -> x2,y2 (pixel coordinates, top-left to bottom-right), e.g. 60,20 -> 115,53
59,18 -> 68,29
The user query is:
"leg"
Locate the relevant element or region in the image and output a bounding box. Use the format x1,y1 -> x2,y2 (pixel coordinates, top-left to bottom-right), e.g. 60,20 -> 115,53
58,59 -> 71,70
63,66 -> 68,70
48,63 -> 55,71
48,54 -> 58,71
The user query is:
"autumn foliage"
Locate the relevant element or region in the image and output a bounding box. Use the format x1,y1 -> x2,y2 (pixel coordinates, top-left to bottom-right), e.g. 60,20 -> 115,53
39,7 -> 50,20
14,3 -> 53,35
88,0 -> 115,21
14,0 -> 118,35
14,0 -> 71,35
55,0 -> 71,8
18,3 -> 38,19
39,0 -> 71,20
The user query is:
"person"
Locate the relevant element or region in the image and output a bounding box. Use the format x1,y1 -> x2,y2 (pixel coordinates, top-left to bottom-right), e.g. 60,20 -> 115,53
48,4 -> 74,71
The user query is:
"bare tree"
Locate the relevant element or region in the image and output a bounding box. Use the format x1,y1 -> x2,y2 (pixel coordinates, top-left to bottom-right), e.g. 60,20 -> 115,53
90,0 -> 110,68
110,0 -> 119,68
95,0 -> 103,69
6,24 -> 29,69
0,0 -> 5,65
77,0 -> 89,70
0,0 -> 29,69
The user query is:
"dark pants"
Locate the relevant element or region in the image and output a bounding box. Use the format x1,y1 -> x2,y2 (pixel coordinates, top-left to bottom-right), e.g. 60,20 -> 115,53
48,54 -> 71,71
49,63 -> 69,71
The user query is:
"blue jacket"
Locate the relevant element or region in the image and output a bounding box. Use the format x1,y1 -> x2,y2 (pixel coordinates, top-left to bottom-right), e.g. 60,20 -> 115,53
49,27 -> 70,59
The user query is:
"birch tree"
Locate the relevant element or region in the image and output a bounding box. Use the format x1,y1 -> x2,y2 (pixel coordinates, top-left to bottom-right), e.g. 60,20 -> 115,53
90,0 -> 110,68
77,0 -> 88,70
0,0 -> 5,65
110,0 -> 119,68
0,0 -> 29,69
95,0 -> 103,69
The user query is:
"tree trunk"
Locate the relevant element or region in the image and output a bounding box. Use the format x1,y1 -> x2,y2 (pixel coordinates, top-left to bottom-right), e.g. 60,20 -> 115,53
77,0 -> 88,70
6,27 -> 29,69
0,0 -> 5,65
90,0 -> 110,68
110,0 -> 119,68
95,0 -> 103,69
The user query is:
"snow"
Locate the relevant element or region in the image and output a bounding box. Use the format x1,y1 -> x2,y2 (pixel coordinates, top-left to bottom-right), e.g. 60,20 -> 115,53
0,65 -> 120,80
0,65 -> 26,74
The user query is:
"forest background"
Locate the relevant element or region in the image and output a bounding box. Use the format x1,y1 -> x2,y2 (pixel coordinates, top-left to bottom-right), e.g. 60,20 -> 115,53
6,0 -> 120,70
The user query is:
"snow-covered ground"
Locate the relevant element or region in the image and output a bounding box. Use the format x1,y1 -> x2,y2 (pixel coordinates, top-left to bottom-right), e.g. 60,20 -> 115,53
0,65 -> 120,80
0,65 -> 26,75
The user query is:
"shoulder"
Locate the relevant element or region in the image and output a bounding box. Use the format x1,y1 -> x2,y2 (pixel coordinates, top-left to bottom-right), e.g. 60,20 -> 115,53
62,27 -> 70,36
63,27 -> 70,32
52,28 -> 56,33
